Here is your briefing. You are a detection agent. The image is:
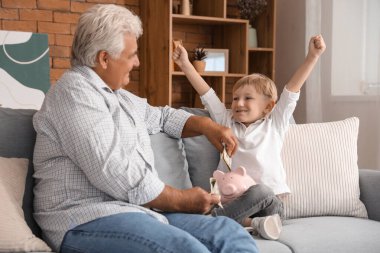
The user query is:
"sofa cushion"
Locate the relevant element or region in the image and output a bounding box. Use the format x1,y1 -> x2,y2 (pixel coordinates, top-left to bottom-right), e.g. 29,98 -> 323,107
254,237 -> 292,253
180,107 -> 220,191
0,157 -> 51,252
359,169 -> 380,221
279,217 -> 380,253
150,132 -> 192,189
0,107 -> 40,236
281,117 -> 368,219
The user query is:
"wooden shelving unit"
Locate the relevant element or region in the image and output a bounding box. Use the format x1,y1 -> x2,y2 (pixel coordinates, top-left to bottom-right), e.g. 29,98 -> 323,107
140,0 -> 276,109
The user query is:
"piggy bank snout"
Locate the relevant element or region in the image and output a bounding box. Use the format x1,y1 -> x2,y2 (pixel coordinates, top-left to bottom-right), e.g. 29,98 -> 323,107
220,184 -> 237,196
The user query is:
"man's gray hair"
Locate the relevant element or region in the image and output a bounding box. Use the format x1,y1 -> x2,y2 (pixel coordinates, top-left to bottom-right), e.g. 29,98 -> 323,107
71,4 -> 142,67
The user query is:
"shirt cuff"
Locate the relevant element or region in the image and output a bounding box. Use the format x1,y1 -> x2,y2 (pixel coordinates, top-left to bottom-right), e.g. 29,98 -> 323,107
200,88 -> 215,104
127,170 -> 165,205
164,108 -> 192,138
282,86 -> 300,101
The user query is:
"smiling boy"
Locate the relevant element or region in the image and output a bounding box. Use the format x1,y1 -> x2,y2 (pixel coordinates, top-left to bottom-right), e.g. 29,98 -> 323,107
173,35 -> 326,240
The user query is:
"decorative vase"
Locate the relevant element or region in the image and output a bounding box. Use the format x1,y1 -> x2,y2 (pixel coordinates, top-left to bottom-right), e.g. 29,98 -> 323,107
181,0 -> 190,15
248,26 -> 258,48
192,60 -> 206,72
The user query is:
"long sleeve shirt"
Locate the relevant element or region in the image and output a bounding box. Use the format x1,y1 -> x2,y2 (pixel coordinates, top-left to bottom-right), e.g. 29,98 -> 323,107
200,87 -> 299,195
32,65 -> 191,251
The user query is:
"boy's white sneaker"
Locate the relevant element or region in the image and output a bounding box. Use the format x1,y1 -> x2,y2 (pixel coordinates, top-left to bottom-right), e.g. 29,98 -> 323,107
251,214 -> 282,240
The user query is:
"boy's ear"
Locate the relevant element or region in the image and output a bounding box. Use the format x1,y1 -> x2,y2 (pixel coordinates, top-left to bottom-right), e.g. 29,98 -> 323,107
265,100 -> 276,113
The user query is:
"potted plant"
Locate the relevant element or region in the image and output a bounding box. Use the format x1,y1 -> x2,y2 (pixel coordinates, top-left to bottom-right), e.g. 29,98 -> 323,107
192,47 -> 207,73
237,0 -> 268,48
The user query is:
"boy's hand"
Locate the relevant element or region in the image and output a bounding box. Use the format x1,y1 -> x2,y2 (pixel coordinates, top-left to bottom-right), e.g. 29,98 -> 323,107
308,34 -> 326,58
173,45 -> 191,69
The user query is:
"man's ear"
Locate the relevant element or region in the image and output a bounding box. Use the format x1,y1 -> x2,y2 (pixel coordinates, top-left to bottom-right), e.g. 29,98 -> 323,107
97,51 -> 108,69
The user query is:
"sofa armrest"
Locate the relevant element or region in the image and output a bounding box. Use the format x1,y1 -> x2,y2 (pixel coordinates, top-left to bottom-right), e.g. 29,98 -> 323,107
359,169 -> 380,221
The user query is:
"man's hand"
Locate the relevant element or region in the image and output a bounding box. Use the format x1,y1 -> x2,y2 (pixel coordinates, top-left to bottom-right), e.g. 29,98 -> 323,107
203,120 -> 238,156
144,185 -> 221,214
182,115 -> 238,156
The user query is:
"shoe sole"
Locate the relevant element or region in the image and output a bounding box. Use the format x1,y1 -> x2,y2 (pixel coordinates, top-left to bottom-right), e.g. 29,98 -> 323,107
262,214 -> 282,240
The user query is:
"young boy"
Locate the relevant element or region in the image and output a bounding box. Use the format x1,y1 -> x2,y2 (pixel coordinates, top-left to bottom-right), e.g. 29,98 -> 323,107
173,35 -> 326,240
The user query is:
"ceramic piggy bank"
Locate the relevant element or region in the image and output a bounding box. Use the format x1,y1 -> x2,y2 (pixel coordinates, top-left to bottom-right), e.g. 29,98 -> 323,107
213,166 -> 256,204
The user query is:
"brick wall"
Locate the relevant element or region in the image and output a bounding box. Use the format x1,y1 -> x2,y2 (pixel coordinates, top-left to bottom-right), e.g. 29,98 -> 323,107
0,0 -> 140,95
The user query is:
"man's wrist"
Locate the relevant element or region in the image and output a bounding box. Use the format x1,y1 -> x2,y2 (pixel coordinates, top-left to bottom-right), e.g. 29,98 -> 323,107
182,115 -> 214,138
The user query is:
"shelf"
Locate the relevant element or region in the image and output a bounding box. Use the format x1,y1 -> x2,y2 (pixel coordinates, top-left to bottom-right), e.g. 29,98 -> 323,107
140,0 -> 276,108
172,14 -> 247,25
172,71 -> 245,78
248,47 -> 275,52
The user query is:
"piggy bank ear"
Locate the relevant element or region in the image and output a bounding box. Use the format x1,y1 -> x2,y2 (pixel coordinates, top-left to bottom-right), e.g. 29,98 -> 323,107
235,166 -> 247,176
213,170 -> 225,180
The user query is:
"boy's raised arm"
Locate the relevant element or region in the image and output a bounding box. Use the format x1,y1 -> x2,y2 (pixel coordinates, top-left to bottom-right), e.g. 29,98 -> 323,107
286,35 -> 326,93
173,45 -> 211,96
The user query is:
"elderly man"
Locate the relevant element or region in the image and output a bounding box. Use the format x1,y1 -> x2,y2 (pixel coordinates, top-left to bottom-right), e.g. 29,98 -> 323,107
33,4 -> 258,253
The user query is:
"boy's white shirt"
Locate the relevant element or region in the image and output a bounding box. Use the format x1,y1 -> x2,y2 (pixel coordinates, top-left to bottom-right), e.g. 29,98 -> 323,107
200,87 -> 299,195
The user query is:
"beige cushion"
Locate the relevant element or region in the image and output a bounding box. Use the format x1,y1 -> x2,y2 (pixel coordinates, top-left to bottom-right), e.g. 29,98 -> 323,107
0,157 -> 51,252
281,117 -> 368,219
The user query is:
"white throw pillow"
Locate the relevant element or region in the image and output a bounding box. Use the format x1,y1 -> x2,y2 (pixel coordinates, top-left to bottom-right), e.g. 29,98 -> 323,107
281,117 -> 368,219
0,157 -> 51,252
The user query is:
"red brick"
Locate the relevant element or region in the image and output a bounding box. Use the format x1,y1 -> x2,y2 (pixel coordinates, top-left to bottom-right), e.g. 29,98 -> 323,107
3,20 -> 37,32
55,34 -> 74,46
53,57 -> 71,68
20,9 -> 53,22
54,12 -> 80,24
50,68 -> 66,81
50,78 -> 57,85
116,0 -> 139,6
70,24 -> 77,35
48,33 -> 56,45
86,0 -> 117,3
71,2 -> 95,13
38,22 -> 70,34
37,0 -> 70,11
129,6 -> 139,15
2,0 -> 36,9
0,9 -> 19,20
50,45 -> 71,57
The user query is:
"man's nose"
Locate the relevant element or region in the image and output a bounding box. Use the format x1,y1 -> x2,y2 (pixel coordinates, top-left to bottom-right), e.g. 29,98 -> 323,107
134,56 -> 140,67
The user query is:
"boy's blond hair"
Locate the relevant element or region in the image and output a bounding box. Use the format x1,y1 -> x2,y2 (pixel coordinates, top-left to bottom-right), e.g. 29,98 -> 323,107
233,73 -> 278,102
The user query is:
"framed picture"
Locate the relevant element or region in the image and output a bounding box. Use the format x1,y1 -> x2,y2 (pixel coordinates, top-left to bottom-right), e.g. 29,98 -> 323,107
204,48 -> 229,73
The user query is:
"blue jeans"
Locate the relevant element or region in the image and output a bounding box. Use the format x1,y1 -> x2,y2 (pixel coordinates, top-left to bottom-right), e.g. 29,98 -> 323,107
60,212 -> 258,253
211,184 -> 284,224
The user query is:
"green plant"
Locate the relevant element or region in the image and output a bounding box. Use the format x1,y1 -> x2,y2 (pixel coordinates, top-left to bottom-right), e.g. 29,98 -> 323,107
193,47 -> 207,61
237,0 -> 268,27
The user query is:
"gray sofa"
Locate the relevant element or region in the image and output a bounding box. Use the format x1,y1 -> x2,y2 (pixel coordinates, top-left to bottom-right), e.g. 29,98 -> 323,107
1,107 -> 380,253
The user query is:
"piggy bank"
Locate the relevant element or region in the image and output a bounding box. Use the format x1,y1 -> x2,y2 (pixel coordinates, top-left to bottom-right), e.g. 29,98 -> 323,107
213,166 -> 256,204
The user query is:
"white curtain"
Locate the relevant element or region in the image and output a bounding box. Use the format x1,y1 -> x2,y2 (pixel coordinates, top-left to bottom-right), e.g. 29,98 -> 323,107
305,0 -> 323,123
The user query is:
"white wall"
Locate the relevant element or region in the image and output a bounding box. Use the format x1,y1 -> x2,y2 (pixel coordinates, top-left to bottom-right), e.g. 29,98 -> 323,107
275,0 -> 380,170
275,0 -> 307,122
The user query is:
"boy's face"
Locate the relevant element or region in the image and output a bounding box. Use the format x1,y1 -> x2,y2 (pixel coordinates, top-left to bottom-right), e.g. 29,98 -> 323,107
231,85 -> 274,126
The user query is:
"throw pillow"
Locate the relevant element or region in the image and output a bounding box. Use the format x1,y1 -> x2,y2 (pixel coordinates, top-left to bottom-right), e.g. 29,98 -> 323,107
150,132 -> 192,189
0,157 -> 51,252
281,117 -> 368,219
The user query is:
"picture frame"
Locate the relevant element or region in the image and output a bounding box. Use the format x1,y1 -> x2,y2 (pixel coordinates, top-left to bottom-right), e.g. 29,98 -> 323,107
204,48 -> 229,73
